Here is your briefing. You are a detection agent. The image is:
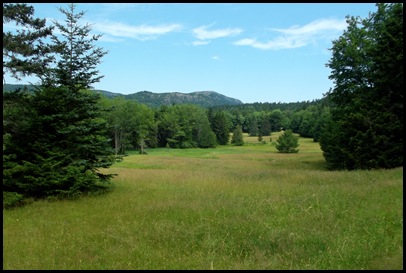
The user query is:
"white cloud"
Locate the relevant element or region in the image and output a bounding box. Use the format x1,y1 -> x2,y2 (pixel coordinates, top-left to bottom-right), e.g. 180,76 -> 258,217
234,36 -> 307,50
234,18 -> 347,50
192,24 -> 242,40
191,40 -> 211,46
212,56 -> 221,60
270,18 -> 347,36
93,21 -> 183,41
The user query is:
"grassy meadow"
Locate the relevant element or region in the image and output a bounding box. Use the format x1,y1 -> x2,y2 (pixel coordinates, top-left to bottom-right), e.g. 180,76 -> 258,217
3,132 -> 403,270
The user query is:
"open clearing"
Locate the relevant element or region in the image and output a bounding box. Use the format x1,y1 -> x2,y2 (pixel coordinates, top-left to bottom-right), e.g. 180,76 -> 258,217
3,133 -> 403,270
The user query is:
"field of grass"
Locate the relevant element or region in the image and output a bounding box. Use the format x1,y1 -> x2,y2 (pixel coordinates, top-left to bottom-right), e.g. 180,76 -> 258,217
3,132 -> 403,269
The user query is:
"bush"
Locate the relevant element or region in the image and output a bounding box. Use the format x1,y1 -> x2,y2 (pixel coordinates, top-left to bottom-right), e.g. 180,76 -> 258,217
3,191 -> 24,209
275,130 -> 299,153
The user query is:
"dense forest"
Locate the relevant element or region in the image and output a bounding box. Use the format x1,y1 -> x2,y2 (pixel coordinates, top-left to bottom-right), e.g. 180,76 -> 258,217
3,3 -> 403,207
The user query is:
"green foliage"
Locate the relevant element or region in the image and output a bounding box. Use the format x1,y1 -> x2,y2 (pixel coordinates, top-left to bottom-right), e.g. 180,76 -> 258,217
258,133 -> 263,142
268,109 -> 287,132
3,86 -> 116,199
259,117 -> 271,136
275,130 -> 299,153
197,122 -> 218,148
3,3 -> 54,81
156,104 -> 217,148
3,4 -> 116,203
231,125 -> 244,146
3,191 -> 24,209
320,3 -> 403,170
209,110 -> 230,145
247,114 -> 259,136
45,3 -> 107,90
99,96 -> 157,155
126,90 -> 243,108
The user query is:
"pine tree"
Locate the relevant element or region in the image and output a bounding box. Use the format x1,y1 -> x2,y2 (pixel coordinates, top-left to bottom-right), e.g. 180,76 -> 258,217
275,130 -> 299,153
197,122 -> 217,148
210,110 -> 230,145
3,3 -> 115,203
4,87 -> 115,198
45,3 -> 107,90
3,3 -> 54,82
231,125 -> 244,146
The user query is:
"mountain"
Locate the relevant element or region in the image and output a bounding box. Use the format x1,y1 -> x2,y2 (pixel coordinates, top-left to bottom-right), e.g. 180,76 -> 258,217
125,90 -> 243,108
3,84 -> 243,108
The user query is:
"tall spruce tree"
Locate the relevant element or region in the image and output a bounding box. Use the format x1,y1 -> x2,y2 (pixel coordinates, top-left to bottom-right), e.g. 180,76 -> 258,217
45,3 -> 107,90
3,3 -> 115,204
320,3 -> 403,170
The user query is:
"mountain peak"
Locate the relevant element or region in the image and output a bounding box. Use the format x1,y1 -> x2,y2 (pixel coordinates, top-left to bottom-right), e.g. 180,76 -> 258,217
3,84 -> 243,108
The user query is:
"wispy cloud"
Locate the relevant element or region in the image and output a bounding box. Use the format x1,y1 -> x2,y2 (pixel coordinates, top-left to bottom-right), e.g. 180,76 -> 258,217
191,23 -> 242,46
193,24 -> 243,40
93,21 -> 183,41
234,18 -> 347,50
191,40 -> 211,46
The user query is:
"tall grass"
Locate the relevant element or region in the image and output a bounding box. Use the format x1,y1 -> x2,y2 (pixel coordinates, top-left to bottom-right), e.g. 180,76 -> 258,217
3,133 -> 403,269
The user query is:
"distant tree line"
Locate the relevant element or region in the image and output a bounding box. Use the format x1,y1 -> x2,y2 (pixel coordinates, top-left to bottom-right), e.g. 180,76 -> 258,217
96,95 -> 331,152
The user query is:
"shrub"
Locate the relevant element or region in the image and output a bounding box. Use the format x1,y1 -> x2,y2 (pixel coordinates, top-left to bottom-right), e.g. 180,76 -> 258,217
275,129 -> 299,153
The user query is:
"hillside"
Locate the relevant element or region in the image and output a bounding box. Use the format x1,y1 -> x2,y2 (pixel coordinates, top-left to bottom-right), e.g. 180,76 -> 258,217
125,90 -> 242,108
3,84 -> 243,108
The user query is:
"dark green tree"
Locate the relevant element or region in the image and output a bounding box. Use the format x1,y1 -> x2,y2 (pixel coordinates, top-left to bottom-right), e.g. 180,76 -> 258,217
269,109 -> 287,132
231,125 -> 244,146
156,104 -> 216,148
45,3 -> 107,90
247,114 -> 259,136
275,130 -> 299,153
3,3 -> 54,82
197,122 -> 218,148
259,117 -> 271,136
4,87 -> 115,198
3,3 -> 115,204
320,3 -> 403,170
210,110 -> 230,145
99,97 -> 156,155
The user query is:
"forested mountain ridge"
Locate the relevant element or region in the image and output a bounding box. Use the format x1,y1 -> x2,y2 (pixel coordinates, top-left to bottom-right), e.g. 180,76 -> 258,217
3,84 -> 243,108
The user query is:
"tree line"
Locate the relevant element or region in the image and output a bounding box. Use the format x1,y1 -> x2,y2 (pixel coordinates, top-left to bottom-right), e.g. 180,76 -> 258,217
3,3 -> 403,207
97,95 -> 327,154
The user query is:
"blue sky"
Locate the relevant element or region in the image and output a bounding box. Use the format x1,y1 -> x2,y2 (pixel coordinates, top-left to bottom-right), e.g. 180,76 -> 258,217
4,3 -> 378,103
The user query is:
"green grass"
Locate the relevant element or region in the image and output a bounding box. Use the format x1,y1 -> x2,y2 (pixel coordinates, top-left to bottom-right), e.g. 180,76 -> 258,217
3,133 -> 403,270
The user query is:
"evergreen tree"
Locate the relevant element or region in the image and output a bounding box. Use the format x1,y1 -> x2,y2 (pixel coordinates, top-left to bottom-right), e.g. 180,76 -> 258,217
259,117 -> 271,136
231,125 -> 244,146
4,87 -> 115,198
3,3 -> 115,203
210,110 -> 230,145
275,130 -> 299,153
3,3 -> 54,82
320,3 -> 403,170
248,114 -> 259,136
197,122 -> 218,148
45,3 -> 107,90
